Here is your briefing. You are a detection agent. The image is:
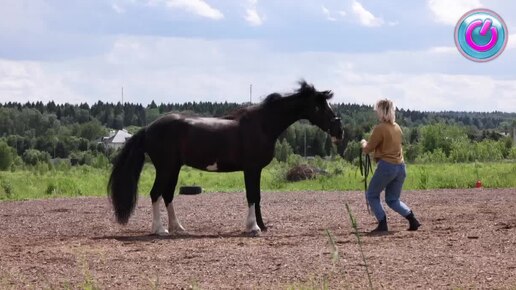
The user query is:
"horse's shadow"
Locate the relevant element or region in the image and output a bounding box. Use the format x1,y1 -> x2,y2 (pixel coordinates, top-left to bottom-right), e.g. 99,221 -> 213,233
93,228 -> 331,242
93,230 -> 262,242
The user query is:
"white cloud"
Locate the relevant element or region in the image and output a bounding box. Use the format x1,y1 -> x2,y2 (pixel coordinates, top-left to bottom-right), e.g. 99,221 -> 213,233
0,59 -> 79,104
0,0 -> 49,35
112,3 -> 126,14
165,0 -> 224,20
2,35 -> 515,112
427,0 -> 482,25
351,0 -> 384,27
322,6 -> 347,22
245,9 -> 262,26
322,6 -> 336,22
428,46 -> 457,54
245,0 -> 263,26
330,68 -> 516,112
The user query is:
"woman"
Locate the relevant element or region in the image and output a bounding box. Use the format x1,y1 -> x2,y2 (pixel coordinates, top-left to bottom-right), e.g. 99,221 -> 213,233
360,99 -> 420,232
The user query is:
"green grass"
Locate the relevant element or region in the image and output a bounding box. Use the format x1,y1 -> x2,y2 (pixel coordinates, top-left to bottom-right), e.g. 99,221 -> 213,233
0,160 -> 515,201
0,166 -> 109,200
345,203 -> 373,290
403,162 -> 516,189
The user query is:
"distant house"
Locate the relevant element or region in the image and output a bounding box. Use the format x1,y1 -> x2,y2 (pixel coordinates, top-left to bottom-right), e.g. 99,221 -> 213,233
101,129 -> 132,150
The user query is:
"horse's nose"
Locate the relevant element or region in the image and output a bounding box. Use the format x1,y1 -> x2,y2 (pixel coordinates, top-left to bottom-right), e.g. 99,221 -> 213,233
331,118 -> 342,129
330,117 -> 343,141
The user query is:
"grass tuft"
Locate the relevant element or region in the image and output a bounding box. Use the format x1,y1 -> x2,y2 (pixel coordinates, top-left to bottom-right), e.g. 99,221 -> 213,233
345,203 -> 373,290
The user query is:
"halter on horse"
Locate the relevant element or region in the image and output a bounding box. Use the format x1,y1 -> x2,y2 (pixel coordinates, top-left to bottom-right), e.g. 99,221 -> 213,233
108,81 -> 343,236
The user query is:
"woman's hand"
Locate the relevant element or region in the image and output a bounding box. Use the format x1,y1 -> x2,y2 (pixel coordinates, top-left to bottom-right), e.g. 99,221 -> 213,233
360,139 -> 368,149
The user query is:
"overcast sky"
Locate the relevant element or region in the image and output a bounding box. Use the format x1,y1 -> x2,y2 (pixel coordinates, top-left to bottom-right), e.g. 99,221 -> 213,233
0,0 -> 515,112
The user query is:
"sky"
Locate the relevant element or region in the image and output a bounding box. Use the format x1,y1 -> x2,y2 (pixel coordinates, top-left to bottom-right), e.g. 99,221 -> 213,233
0,0 -> 515,112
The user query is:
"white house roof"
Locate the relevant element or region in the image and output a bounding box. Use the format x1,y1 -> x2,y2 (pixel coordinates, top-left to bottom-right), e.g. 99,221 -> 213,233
104,129 -> 132,144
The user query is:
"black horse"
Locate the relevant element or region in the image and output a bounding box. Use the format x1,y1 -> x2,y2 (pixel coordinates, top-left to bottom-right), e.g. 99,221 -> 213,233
108,81 -> 343,236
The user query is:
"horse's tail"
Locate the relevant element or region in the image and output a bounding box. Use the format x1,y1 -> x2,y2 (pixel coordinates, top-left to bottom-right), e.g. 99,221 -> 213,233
108,129 -> 146,224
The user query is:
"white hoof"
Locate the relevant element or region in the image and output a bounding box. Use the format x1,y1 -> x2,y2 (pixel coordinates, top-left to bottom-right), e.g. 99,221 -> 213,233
246,203 -> 261,236
246,223 -> 261,236
152,226 -> 169,236
247,229 -> 261,237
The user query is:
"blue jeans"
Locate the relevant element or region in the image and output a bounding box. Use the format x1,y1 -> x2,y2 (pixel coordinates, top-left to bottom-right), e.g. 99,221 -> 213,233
366,160 -> 411,221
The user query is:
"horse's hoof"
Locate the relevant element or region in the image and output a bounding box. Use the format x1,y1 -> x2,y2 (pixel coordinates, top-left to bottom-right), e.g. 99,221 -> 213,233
248,230 -> 261,237
153,229 -> 170,236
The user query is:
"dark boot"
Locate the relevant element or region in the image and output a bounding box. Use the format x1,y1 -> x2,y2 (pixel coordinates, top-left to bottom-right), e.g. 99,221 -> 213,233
405,211 -> 421,231
371,216 -> 388,233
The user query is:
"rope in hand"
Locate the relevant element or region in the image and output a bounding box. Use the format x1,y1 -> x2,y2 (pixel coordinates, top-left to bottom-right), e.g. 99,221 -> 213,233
359,146 -> 373,215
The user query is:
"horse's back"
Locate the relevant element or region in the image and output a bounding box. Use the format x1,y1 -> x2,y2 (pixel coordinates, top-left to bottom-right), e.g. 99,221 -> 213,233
144,113 -> 243,171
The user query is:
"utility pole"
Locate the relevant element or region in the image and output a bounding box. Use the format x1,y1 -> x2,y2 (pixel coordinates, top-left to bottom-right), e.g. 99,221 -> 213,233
511,120 -> 516,144
249,84 -> 253,104
121,86 -> 124,104
304,129 -> 307,157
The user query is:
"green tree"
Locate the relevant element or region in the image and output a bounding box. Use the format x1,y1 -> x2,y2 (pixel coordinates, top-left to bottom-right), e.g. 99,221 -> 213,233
502,136 -> 513,158
55,141 -> 69,158
404,144 -> 420,163
500,121 -> 511,134
449,138 -> 474,162
324,134 -> 337,157
419,123 -> 467,156
275,139 -> 293,162
310,129 -> 326,157
145,108 -> 160,125
22,149 -> 51,166
0,141 -> 15,170
79,120 -> 106,140
409,127 -> 419,144
342,140 -> 360,163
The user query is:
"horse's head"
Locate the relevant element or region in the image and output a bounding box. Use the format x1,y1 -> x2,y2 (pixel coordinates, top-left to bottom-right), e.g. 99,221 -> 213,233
297,81 -> 343,143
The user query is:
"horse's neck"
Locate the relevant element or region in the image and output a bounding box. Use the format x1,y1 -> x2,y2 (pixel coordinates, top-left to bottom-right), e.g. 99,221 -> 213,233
262,98 -> 304,140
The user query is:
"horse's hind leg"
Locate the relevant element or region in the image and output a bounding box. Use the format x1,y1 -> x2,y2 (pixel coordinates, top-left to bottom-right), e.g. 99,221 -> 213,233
150,171 -> 171,236
244,168 -> 263,236
162,167 -> 186,234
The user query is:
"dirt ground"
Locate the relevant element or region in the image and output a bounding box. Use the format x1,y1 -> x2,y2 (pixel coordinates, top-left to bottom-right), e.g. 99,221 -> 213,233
1,188 -> 516,289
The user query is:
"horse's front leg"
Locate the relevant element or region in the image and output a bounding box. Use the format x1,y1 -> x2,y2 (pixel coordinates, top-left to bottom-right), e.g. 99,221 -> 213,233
255,201 -> 267,232
244,168 -> 265,236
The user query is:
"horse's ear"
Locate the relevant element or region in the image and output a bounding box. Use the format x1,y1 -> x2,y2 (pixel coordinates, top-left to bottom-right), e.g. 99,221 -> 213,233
321,90 -> 334,100
297,80 -> 315,94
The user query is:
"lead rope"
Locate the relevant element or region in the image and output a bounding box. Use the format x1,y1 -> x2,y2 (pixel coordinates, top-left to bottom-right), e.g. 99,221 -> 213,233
359,147 -> 373,215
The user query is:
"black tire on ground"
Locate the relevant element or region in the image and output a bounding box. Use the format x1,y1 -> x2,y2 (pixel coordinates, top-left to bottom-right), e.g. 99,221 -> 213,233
179,186 -> 203,195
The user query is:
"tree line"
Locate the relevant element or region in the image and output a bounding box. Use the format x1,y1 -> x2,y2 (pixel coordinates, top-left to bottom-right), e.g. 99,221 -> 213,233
0,100 -> 515,170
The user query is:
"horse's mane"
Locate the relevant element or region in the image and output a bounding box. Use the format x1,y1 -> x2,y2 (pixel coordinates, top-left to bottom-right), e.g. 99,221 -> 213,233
222,80 -> 332,120
263,93 -> 282,104
221,93 -> 282,120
